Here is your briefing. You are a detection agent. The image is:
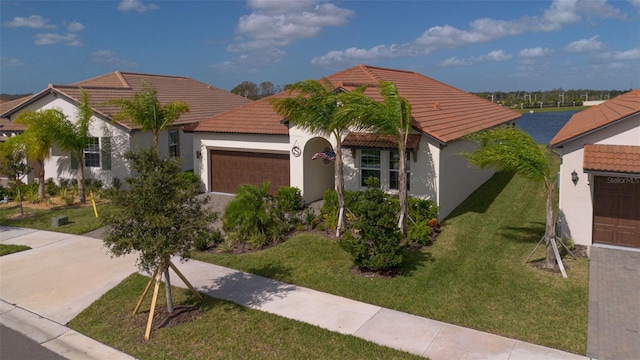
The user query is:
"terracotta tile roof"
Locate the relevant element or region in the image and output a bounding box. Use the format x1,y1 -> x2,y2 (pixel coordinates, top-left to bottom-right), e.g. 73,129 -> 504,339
190,64 -> 520,142
342,132 -> 421,150
1,72 -> 252,130
583,144 -> 640,174
550,89 -> 640,147
0,117 -> 26,132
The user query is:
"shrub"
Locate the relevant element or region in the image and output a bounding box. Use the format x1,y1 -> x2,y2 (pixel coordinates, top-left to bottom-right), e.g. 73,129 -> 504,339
193,229 -> 223,251
408,221 -> 432,246
222,181 -> 289,248
339,185 -> 404,272
275,186 -> 303,213
179,170 -> 200,188
23,183 -> 40,203
45,178 -> 58,196
407,197 -> 438,223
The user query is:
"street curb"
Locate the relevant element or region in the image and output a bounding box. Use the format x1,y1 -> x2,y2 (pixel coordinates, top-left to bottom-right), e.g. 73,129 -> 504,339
0,300 -> 136,360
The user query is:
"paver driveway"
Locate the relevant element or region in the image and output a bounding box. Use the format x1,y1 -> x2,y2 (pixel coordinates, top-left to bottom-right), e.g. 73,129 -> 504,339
586,246 -> 640,360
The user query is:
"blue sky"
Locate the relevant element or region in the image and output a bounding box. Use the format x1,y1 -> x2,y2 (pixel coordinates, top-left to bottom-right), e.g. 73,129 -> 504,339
1,0 -> 639,95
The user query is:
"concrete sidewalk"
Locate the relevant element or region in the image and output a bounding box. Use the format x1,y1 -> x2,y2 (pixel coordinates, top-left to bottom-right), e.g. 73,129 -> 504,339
1,226 -> 589,359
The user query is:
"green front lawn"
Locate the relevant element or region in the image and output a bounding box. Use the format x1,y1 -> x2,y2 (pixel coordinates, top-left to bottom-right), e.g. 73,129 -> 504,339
0,202 -> 110,234
69,274 -> 422,360
194,172 -> 589,355
0,244 -> 31,256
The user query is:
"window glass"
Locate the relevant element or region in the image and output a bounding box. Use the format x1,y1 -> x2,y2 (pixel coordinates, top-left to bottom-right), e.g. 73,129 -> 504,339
84,137 -> 100,167
169,131 -> 179,157
389,150 -> 410,191
360,149 -> 380,187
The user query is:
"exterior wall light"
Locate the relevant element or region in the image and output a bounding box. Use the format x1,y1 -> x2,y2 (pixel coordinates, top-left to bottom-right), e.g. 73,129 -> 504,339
571,170 -> 579,185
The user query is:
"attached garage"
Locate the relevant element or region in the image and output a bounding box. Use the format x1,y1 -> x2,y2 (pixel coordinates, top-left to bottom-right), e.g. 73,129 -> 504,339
592,176 -> 640,249
210,150 -> 290,194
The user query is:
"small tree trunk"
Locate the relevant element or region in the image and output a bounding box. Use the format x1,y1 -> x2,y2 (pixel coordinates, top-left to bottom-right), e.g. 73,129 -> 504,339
335,139 -> 346,237
37,160 -> 45,200
16,178 -> 24,217
397,140 -> 408,234
163,261 -> 174,314
77,155 -> 86,204
544,182 -> 557,268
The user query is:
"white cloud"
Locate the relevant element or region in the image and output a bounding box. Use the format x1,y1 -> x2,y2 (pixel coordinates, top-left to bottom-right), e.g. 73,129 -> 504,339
439,50 -> 511,67
215,1 -> 353,71
311,0 -> 628,67
519,47 -> 554,58
117,0 -> 159,13
611,47 -> 640,60
90,50 -> 139,68
565,35 -> 605,52
0,56 -> 24,67
34,33 -> 81,46
211,48 -> 286,73
67,22 -> 85,32
4,15 -> 56,29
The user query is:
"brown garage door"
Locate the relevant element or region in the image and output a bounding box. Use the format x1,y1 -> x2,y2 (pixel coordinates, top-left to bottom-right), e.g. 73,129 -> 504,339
593,176 -> 640,248
210,150 -> 290,195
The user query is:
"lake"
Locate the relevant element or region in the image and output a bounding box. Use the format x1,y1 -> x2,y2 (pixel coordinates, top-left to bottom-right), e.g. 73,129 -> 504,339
516,111 -> 579,144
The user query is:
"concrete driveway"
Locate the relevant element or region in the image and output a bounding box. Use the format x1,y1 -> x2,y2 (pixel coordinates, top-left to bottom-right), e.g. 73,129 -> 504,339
587,246 -> 640,360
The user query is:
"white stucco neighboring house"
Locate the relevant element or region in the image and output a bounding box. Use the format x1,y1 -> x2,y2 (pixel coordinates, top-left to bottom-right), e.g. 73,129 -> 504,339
550,89 -> 640,250
187,65 -> 521,219
0,72 -> 251,187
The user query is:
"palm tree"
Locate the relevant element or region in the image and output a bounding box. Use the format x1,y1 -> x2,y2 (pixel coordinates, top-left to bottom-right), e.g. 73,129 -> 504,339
335,81 -> 413,234
108,82 -> 189,148
462,125 -> 561,270
50,90 -> 93,203
271,79 -> 366,236
15,109 -> 65,200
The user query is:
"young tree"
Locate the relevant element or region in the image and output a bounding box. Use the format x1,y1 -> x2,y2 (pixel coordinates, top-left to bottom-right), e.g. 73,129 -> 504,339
270,79 -> 366,236
336,81 -> 413,234
0,137 -> 32,217
50,90 -> 93,203
108,83 -> 189,148
15,109 -> 65,200
101,148 -> 216,317
461,126 -> 562,270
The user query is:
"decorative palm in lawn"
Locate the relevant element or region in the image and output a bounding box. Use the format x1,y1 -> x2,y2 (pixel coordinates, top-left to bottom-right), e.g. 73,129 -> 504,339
49,90 -> 94,203
462,125 -> 571,276
334,81 -> 413,234
271,79 -> 367,236
15,109 -> 65,200
108,82 -> 189,148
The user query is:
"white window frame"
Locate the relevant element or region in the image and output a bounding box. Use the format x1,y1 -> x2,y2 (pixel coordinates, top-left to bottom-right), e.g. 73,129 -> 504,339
360,149 -> 381,187
84,137 -> 100,168
389,150 -> 411,191
168,130 -> 179,157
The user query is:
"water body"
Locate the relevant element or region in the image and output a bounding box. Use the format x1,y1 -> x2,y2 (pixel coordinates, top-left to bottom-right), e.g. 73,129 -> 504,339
516,110 -> 579,145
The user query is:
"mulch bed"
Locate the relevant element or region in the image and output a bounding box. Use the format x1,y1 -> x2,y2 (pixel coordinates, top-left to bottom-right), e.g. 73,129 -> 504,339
133,305 -> 203,330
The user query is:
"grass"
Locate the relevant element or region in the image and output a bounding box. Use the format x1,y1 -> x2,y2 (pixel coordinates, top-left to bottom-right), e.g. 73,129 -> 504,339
69,274 -> 422,360
193,171 -> 589,355
0,202 -> 110,235
0,244 -> 31,256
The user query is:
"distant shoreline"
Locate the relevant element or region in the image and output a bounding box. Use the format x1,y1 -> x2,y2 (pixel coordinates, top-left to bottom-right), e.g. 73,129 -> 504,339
513,106 -> 587,114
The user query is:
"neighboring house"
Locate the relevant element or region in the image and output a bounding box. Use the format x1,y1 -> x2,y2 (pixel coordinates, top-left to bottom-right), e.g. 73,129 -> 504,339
0,72 -> 251,187
187,64 -> 521,219
550,89 -> 640,250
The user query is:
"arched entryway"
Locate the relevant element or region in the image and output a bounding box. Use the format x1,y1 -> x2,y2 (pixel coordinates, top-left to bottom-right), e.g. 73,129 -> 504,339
303,137 -> 335,203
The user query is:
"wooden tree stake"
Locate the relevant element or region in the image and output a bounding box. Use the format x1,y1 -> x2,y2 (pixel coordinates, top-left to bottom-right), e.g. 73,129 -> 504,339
133,266 -> 159,316
144,263 -> 164,340
168,261 -> 202,299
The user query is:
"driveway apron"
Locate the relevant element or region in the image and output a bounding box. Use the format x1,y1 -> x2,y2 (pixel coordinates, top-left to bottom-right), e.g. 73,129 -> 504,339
587,246 -> 640,360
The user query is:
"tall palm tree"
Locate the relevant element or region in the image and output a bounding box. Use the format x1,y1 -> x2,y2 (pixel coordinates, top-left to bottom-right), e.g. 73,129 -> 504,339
50,90 -> 93,203
108,82 -> 189,148
335,81 -> 413,234
462,125 -> 561,269
271,79 -> 366,236
15,109 -> 65,200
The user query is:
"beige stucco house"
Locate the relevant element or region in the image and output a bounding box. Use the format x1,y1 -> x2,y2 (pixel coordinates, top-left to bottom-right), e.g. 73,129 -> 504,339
0,72 -> 251,187
550,89 -> 640,250
188,65 -> 521,219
